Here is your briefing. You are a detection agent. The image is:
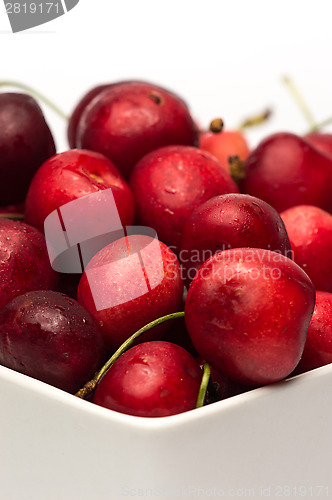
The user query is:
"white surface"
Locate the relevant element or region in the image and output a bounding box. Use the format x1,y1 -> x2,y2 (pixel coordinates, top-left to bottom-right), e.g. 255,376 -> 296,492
0,364 -> 331,500
2,2 -> 332,498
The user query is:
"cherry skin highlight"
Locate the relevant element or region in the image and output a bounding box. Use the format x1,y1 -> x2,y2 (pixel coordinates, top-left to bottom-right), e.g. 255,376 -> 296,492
93,341 -> 202,417
293,291 -> 332,374
77,234 -> 184,353
0,218 -> 57,311
185,248 -> 315,386
0,290 -> 106,393
25,149 -> 135,232
76,81 -> 199,178
0,93 -> 55,205
241,132 -> 332,213
180,193 -> 291,284
130,145 -> 239,252
281,205 -> 332,292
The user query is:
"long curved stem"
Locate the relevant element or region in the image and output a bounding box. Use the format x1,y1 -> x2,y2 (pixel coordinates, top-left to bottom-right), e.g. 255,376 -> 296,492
283,76 -> 316,129
0,80 -> 68,120
75,311 -> 185,399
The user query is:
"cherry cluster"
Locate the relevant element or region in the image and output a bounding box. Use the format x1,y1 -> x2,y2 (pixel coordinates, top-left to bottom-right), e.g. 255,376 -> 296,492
0,80 -> 331,418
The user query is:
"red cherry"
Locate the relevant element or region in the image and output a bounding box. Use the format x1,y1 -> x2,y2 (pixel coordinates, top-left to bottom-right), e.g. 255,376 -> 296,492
241,132 -> 332,213
305,133 -> 332,158
129,145 -> 239,252
200,129 -> 250,172
185,248 -> 315,386
180,193 -> 291,284
93,341 -> 202,417
0,93 -> 55,205
77,234 -> 184,352
25,149 -> 134,232
0,218 -> 57,310
0,290 -> 106,393
281,205 -> 332,292
68,81 -> 143,148
293,291 -> 332,374
75,81 -> 199,178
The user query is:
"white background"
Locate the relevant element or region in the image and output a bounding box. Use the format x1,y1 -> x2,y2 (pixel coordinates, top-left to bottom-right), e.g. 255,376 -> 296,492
1,0 -> 332,153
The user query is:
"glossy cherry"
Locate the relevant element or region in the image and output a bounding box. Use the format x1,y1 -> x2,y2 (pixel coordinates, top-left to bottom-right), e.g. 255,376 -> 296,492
185,248 -> 315,386
180,193 -> 291,284
281,205 -> 332,292
0,290 -> 106,393
77,234 -> 184,353
241,132 -> 332,213
93,341 -> 202,417
130,145 -> 239,252
0,218 -> 57,311
25,149 -> 135,232
0,93 -> 55,205
75,81 -> 199,178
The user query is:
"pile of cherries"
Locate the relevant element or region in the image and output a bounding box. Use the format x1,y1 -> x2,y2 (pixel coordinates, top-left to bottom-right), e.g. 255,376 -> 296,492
0,80 -> 332,418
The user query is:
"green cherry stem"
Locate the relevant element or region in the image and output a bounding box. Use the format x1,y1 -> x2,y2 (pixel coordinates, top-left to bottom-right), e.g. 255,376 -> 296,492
307,116 -> 332,133
196,363 -> 211,409
283,76 -> 316,129
283,77 -> 332,133
0,80 -> 68,120
75,311 -> 185,400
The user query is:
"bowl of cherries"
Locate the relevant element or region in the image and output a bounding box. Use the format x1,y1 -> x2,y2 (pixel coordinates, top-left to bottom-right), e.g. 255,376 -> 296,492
0,80 -> 332,500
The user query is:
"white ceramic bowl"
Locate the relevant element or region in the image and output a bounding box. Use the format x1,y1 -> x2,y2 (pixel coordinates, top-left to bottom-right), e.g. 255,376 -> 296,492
1,363 -> 331,499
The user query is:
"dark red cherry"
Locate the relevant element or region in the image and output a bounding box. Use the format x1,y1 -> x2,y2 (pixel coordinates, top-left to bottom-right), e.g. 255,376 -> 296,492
180,193 -> 291,284
75,81 -> 199,178
93,341 -> 202,417
0,93 -> 55,205
281,205 -> 332,292
0,290 -> 106,393
293,291 -> 332,374
25,149 -> 134,232
77,234 -> 184,352
130,145 -> 239,252
241,132 -> 332,213
0,218 -> 57,311
185,248 -> 315,386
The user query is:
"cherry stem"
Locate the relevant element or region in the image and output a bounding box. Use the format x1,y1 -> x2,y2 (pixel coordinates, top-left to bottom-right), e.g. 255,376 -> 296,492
229,155 -> 246,184
0,213 -> 24,220
238,109 -> 272,130
196,363 -> 211,409
75,311 -> 185,400
307,116 -> 332,133
0,80 -> 68,120
283,76 -> 316,129
283,76 -> 332,133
